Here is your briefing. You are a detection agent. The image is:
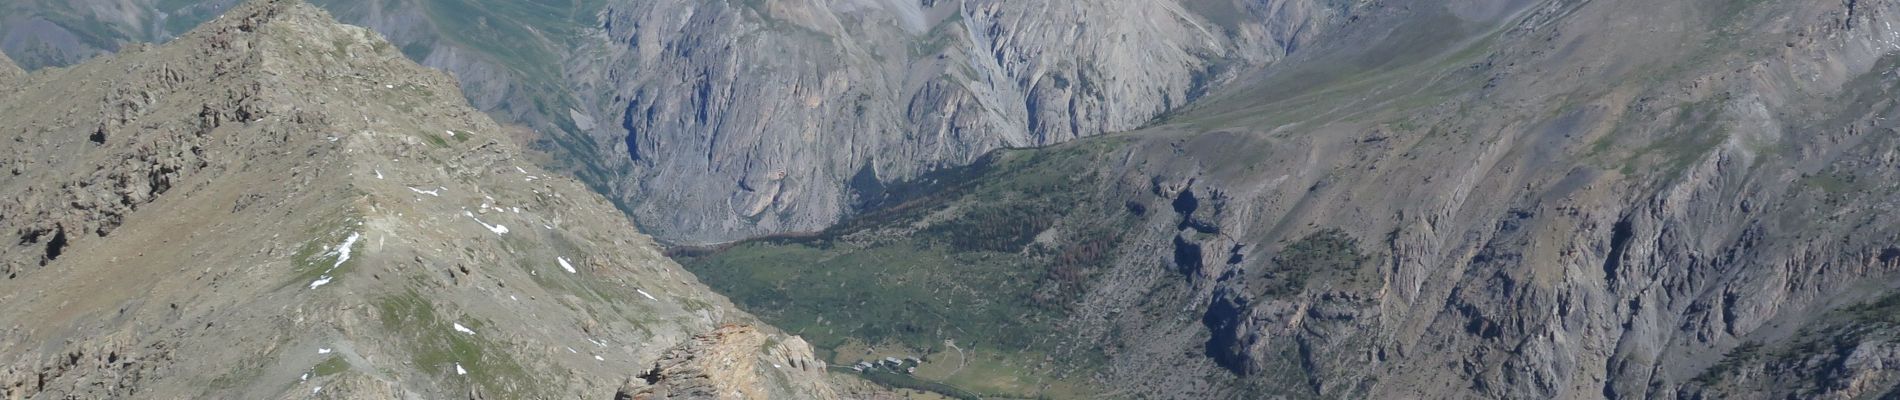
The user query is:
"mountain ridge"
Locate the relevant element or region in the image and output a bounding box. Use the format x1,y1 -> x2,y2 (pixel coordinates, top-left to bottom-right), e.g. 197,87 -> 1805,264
0,1 -> 844,398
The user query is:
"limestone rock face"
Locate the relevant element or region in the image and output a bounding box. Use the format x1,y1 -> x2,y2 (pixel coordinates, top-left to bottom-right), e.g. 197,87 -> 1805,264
0,1 -> 836,398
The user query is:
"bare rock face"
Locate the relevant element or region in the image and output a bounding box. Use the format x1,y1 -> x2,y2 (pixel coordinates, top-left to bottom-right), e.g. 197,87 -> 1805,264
574,0 -> 1363,243
0,1 -> 837,398
617,325 -> 837,400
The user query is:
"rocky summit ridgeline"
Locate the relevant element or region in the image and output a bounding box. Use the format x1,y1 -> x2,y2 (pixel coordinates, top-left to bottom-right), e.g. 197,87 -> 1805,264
0,1 -> 840,398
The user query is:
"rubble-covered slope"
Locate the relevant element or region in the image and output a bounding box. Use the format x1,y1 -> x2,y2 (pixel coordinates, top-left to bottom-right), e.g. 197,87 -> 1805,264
0,1 -> 836,398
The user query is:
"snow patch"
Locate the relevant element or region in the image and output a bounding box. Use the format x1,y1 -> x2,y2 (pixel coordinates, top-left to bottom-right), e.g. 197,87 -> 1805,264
465,212 -> 510,235
594,355 -> 605,361
455,363 -> 467,375
374,169 -> 384,180
637,289 -> 656,300
453,323 -> 475,335
318,348 -> 332,355
558,257 -> 576,274
331,233 -> 361,269
308,232 -> 361,290
408,187 -> 441,196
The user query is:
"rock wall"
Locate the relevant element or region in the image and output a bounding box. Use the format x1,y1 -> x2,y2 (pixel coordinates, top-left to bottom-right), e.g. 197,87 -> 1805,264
576,0 -> 1360,243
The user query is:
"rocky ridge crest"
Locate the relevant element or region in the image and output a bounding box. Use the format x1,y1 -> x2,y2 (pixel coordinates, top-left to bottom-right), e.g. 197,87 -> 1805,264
0,1 -> 839,398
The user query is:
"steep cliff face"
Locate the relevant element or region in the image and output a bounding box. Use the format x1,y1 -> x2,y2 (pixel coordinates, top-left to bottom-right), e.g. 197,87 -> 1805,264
579,0 -> 1361,243
685,0 -> 1900,397
0,2 -> 836,398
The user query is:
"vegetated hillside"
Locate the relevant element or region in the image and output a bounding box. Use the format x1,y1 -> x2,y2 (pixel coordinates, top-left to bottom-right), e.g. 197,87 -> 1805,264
686,0 -> 1900,398
680,140 -> 1132,398
0,1 -> 840,398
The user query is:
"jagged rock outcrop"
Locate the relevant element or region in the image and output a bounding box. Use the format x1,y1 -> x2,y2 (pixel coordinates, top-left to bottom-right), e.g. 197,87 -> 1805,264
617,325 -> 837,400
0,1 -> 838,398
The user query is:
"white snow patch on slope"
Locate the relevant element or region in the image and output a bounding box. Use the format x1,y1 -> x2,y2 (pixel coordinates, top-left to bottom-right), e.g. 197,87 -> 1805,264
453,323 -> 475,335
331,233 -> 361,269
464,212 -> 509,235
637,289 -> 656,300
456,363 -> 467,375
318,348 -> 332,355
408,187 -> 441,196
309,233 -> 360,290
558,257 -> 576,274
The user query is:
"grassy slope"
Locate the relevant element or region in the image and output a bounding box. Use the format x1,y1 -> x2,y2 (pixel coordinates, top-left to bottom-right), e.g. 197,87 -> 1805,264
682,139 -> 1130,398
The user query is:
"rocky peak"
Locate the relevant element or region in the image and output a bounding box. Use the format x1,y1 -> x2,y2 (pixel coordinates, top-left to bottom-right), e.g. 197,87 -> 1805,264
0,1 -> 842,398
